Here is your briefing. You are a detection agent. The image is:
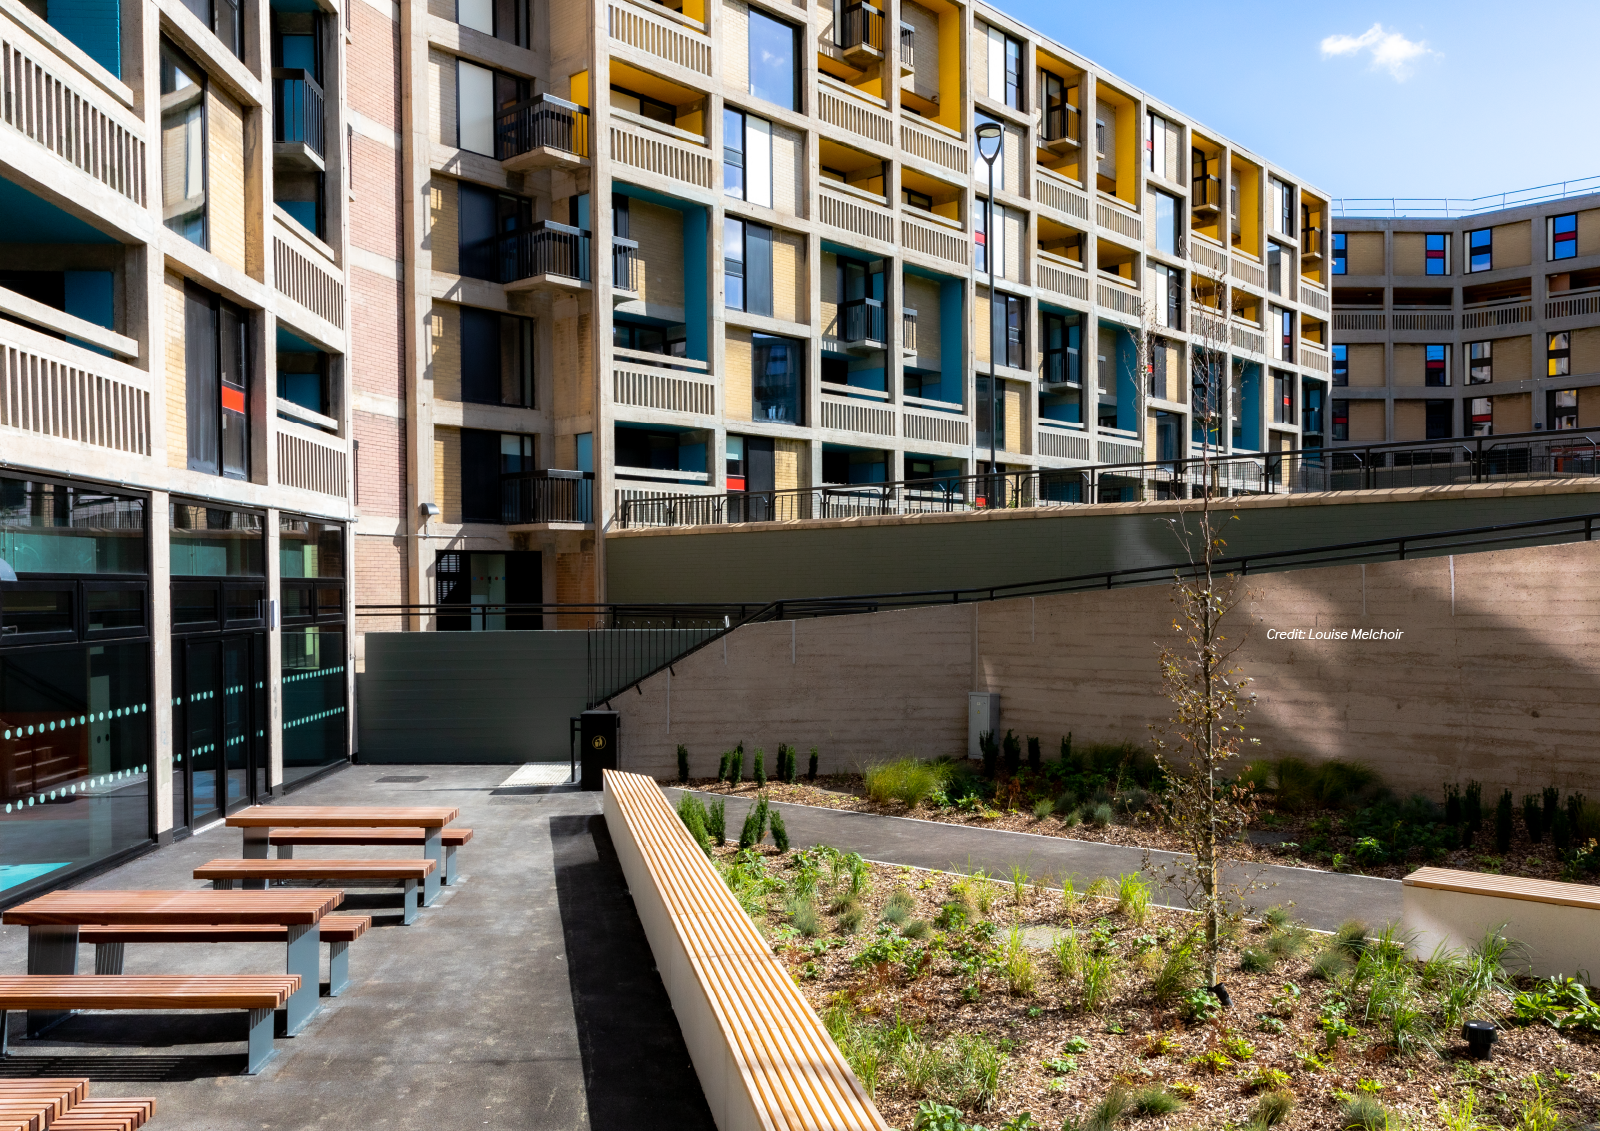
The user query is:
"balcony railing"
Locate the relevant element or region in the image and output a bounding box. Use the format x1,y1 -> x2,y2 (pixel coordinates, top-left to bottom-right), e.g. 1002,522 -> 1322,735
272,69 -> 324,157
612,237 -> 639,291
841,297 -> 886,346
902,307 -> 917,353
898,22 -> 914,69
1301,226 -> 1324,260
836,1 -> 884,52
495,94 -> 590,161
1192,174 -> 1221,214
1042,104 -> 1079,147
492,221 -> 589,284
501,470 -> 594,525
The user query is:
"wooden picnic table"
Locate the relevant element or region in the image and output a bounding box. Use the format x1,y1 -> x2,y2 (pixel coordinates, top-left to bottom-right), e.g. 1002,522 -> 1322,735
3,889 -> 342,1038
226,806 -> 459,905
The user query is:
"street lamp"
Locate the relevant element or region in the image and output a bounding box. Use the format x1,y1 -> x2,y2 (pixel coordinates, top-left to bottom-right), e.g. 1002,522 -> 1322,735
974,121 -> 1003,507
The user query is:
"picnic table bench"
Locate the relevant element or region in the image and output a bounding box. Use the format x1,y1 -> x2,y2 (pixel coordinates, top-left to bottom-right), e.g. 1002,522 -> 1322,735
80,915 -> 371,997
193,860 -> 435,925
0,975 -> 298,1074
227,807 -> 458,905
0,1079 -> 154,1131
3,891 -> 342,1038
269,827 -> 474,885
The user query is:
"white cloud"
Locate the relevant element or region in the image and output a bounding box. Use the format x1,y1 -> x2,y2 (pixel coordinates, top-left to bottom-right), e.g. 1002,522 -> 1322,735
1320,23 -> 1435,81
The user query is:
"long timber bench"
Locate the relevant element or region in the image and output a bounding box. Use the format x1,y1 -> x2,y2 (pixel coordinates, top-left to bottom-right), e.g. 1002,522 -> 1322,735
268,828 -> 473,885
1403,865 -> 1600,978
193,860 -> 436,924
602,770 -> 887,1131
0,975 -> 300,1074
0,1079 -> 154,1131
80,915 -> 372,996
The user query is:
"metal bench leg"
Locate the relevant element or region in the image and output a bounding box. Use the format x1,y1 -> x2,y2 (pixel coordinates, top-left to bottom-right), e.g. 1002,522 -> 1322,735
328,940 -> 350,997
401,878 -> 418,925
283,924 -> 320,1036
1,1009 -> 9,1057
211,878 -> 236,890
422,829 -> 442,906
444,844 -> 459,886
245,1007 -> 276,1074
94,942 -> 126,975
243,828 -> 269,889
277,844 -> 294,860
26,924 -> 78,1037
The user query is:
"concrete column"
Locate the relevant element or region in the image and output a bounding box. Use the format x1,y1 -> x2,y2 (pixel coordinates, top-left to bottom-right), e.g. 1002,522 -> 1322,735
265,508 -> 283,788
149,491 -> 174,836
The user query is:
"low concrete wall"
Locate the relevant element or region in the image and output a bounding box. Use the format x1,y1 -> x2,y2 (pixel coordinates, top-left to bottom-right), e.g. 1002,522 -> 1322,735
1403,869 -> 1600,978
613,539 -> 1600,799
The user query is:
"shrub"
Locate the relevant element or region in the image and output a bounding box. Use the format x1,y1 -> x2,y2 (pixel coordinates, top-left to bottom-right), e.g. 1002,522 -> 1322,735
864,758 -> 949,808
1151,939 -> 1199,1005
677,794 -> 712,856
1060,806 -> 1083,829
1080,953 -> 1118,1012
1444,782 -> 1462,825
903,918 -> 931,941
730,745 -> 744,784
837,902 -> 865,933
1495,788 -> 1513,853
1223,1035 -> 1255,1060
944,1033 -> 1004,1111
1051,928 -> 1084,981
677,744 -> 690,783
738,796 -> 770,848
808,747 -> 819,780
1239,947 -> 1276,974
1131,1086 -> 1183,1116
707,798 -> 727,846
1026,735 -> 1042,771
1251,1089 -> 1294,1127
718,752 -> 731,782
980,731 -> 999,778
1332,919 -> 1369,959
1523,793 -> 1544,843
1001,928 -> 1037,996
1465,780 -> 1483,831
1116,873 -> 1152,926
1274,757 -> 1380,811
754,748 -> 767,788
1339,1095 -> 1391,1131
1089,803 -> 1113,827
770,807 -> 790,852
1266,924 -> 1311,960
1059,732 -> 1073,765
1179,986 -> 1221,1023
1032,798 -> 1054,820
787,895 -> 821,936
1001,730 -> 1022,777
1067,1084 -> 1130,1131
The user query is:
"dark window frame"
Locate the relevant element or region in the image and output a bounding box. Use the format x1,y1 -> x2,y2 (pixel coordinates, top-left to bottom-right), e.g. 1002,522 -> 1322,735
1331,232 -> 1347,275
1467,227 -> 1492,273
1551,213 -> 1578,261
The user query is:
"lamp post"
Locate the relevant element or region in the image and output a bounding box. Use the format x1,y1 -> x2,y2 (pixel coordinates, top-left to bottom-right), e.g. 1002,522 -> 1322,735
974,121 -> 1003,507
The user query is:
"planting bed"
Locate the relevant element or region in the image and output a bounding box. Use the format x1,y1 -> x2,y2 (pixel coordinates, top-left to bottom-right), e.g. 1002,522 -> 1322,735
700,834 -> 1600,1131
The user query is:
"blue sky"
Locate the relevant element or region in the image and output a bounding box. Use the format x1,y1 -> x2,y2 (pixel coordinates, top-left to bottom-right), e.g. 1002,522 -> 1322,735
999,0 -> 1600,204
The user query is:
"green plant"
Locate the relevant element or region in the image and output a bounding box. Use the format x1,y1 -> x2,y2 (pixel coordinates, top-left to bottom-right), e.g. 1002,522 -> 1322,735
1260,905 -> 1292,930
1513,973 -> 1600,1032
1239,947 -> 1275,973
895,1038 -> 941,1098
1060,807 -> 1083,829
1001,927 -> 1037,996
1245,1067 -> 1290,1093
1434,1088 -> 1489,1131
1142,1032 -> 1176,1057
1266,982 -> 1301,1018
1051,928 -> 1084,981
1179,986 -> 1221,1023
1352,836 -> 1386,865
1250,1089 -> 1294,1128
787,895 -> 821,937
1223,1034 -> 1256,1060
738,796 -> 770,849
707,798 -> 727,846
770,806 -> 790,852
864,758 -> 950,808
1002,729 -> 1022,777
911,1101 -> 965,1131
677,744 -> 690,783
903,918 -> 932,941
1009,863 -> 1031,904
1026,734 -> 1042,771
838,903 -> 865,934
1311,948 -> 1351,981
1495,788 -> 1513,854
1465,779 -> 1483,831
1265,924 -> 1310,960
754,748 -> 767,788
1131,1086 -> 1183,1116
945,1033 -> 1004,1111
979,730 -> 999,778
1332,919 -> 1369,959
1339,1094 -> 1392,1131
999,1115 -> 1038,1131
785,743 -> 799,784
1031,798 -> 1054,820
1152,938 -> 1200,1005
1317,999 -> 1359,1051
677,794 -> 713,856
1060,732 -> 1074,765
1523,793 -> 1544,843
1514,1077 -> 1563,1131
1080,953 -> 1118,1013
1066,1084 -> 1130,1131
1042,1055 -> 1079,1074
1089,803 -> 1113,827
882,888 -> 915,926
1188,1048 -> 1232,1074
1116,873 -> 1152,926
808,747 -> 819,780
730,745 -> 744,784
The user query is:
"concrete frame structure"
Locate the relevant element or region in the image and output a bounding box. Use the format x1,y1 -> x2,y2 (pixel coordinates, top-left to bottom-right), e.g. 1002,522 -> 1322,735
1332,192 -> 1600,444
346,0 -> 1335,649
1,0 -> 355,860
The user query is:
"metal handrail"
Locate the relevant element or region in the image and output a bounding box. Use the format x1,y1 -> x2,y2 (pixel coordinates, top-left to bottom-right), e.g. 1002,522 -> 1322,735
495,93 -> 590,161
837,1 -> 884,51
501,470 -> 595,525
492,220 -> 589,285
840,296 -> 886,344
1333,176 -> 1600,219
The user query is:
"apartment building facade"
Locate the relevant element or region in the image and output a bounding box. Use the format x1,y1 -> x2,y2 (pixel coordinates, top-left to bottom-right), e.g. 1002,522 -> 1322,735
0,0 -> 354,895
1330,194 -> 1600,444
347,0 -> 1335,640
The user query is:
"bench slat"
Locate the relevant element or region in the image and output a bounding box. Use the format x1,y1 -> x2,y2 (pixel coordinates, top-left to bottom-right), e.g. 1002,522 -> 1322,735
0,1080 -> 85,1122
47,1098 -> 156,1131
2,891 -> 341,926
268,828 -> 473,847
194,859 -> 435,880
226,806 -> 458,829
1403,865 -> 1600,911
0,976 -> 299,1010
80,915 -> 371,945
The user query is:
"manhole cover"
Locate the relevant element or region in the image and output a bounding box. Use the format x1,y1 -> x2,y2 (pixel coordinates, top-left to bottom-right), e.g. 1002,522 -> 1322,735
376,775 -> 428,783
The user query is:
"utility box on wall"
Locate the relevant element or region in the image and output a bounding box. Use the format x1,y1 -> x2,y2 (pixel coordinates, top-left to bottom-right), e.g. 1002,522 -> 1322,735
968,692 -> 999,760
580,710 -> 620,790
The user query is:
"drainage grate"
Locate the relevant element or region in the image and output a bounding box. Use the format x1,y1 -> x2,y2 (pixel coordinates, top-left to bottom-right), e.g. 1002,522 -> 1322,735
375,775 -> 428,783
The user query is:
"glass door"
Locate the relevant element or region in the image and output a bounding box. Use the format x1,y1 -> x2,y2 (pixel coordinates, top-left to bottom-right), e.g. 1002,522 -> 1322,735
221,636 -> 250,811
184,639 -> 222,827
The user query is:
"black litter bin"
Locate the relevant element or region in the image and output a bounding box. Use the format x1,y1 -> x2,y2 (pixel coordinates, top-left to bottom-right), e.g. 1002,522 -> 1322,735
579,710 -> 620,791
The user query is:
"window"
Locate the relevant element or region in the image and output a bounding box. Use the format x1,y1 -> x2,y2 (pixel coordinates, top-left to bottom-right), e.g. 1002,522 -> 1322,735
1153,189 -> 1180,255
724,218 -> 772,316
725,435 -> 746,490
455,429 -> 532,523
460,308 -> 534,406
455,0 -> 528,46
902,187 -> 933,211
1549,388 -> 1579,430
1149,262 -> 1182,330
985,26 -> 1022,109
975,199 -> 1004,276
1272,369 -> 1295,424
988,292 -> 1024,368
458,184 -> 531,282
1331,232 -> 1347,275
1332,344 -> 1348,386
614,321 -> 686,358
1040,72 -> 1073,143
1425,399 -> 1453,439
752,334 -> 802,422
722,109 -> 772,207
180,0 -> 242,58
1148,337 -> 1168,399
1270,304 -> 1293,361
1303,382 -> 1324,438
279,515 -> 345,625
160,41 -> 207,248
184,282 -> 249,480
1332,399 -> 1349,441
1094,118 -> 1105,158
1266,240 -> 1285,295
977,376 -> 1008,450
1041,312 -> 1080,387
1467,228 -> 1492,273
748,10 -> 799,111
1468,396 -> 1493,436
1425,344 -> 1449,386
458,62 -> 527,157
1269,177 -> 1294,236
1468,340 -> 1492,384
1550,213 -> 1578,261
1146,112 -> 1169,175
277,334 -> 329,421
1547,331 -> 1571,377
1426,233 -> 1448,275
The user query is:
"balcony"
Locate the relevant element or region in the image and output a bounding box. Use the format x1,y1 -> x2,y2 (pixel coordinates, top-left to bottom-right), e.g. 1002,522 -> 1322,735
898,22 -> 914,75
612,238 -> 639,300
836,2 -> 885,66
1041,104 -> 1079,155
1192,174 -> 1221,217
272,69 -> 325,169
501,470 -> 594,527
840,297 -> 886,351
497,221 -> 588,292
1301,226 -> 1324,265
901,307 -> 916,357
496,94 -> 590,173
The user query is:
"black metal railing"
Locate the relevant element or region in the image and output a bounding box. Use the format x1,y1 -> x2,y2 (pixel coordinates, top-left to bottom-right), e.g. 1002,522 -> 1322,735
837,1 -> 884,51
494,220 -> 589,285
898,21 -> 914,67
272,69 -> 324,156
1043,103 -> 1078,145
495,94 -> 590,161
1302,226 -> 1324,258
501,470 -> 594,525
612,237 -> 639,291
902,308 -> 917,352
616,428 -> 1600,529
1192,174 -> 1221,212
841,296 -> 886,345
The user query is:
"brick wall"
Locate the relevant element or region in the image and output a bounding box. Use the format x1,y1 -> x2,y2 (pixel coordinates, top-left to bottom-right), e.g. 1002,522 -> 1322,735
354,408 -> 403,517
207,88 -> 247,273
433,426 -> 461,523
724,328 -> 751,420
772,231 -> 805,324
430,302 -> 461,399
429,177 -> 458,276
427,48 -> 456,149
632,201 -> 684,309
163,270 -> 186,469
353,532 -> 408,639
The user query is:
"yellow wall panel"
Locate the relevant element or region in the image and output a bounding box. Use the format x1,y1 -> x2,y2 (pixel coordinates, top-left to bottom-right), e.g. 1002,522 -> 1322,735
1393,399 -> 1426,441
772,231 -> 806,324
163,270 -> 186,469
774,438 -> 805,490
206,88 -> 246,273
434,427 -> 461,524
1393,343 -> 1425,386
1347,343 -> 1385,387
1492,220 -> 1531,268
1493,334 -> 1532,382
1346,232 -> 1384,276
1348,400 -> 1385,441
430,303 -> 460,401
632,200 -> 684,309
1578,209 -> 1600,257
725,329 -> 752,420
430,177 -> 458,276
1494,392 -> 1531,434
1572,327 -> 1600,376
1392,232 -> 1425,276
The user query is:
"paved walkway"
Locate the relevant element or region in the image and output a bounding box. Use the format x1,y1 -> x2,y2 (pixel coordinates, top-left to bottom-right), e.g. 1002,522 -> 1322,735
0,765 -> 712,1131
671,789 -> 1402,932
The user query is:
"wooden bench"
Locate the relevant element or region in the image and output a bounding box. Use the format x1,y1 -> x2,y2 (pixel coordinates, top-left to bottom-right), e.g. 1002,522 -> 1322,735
1403,865 -> 1600,978
0,975 -> 299,1074
269,828 -> 474,885
80,915 -> 371,997
0,1080 -> 153,1131
194,860 -> 436,925
602,770 -> 888,1131
227,807 -> 458,906
48,1099 -> 157,1130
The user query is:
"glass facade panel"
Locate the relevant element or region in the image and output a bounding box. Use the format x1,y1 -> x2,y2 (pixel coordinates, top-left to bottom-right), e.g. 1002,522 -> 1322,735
170,504 -> 265,576
278,517 -> 345,578
1,478 -> 147,576
282,627 -> 347,786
